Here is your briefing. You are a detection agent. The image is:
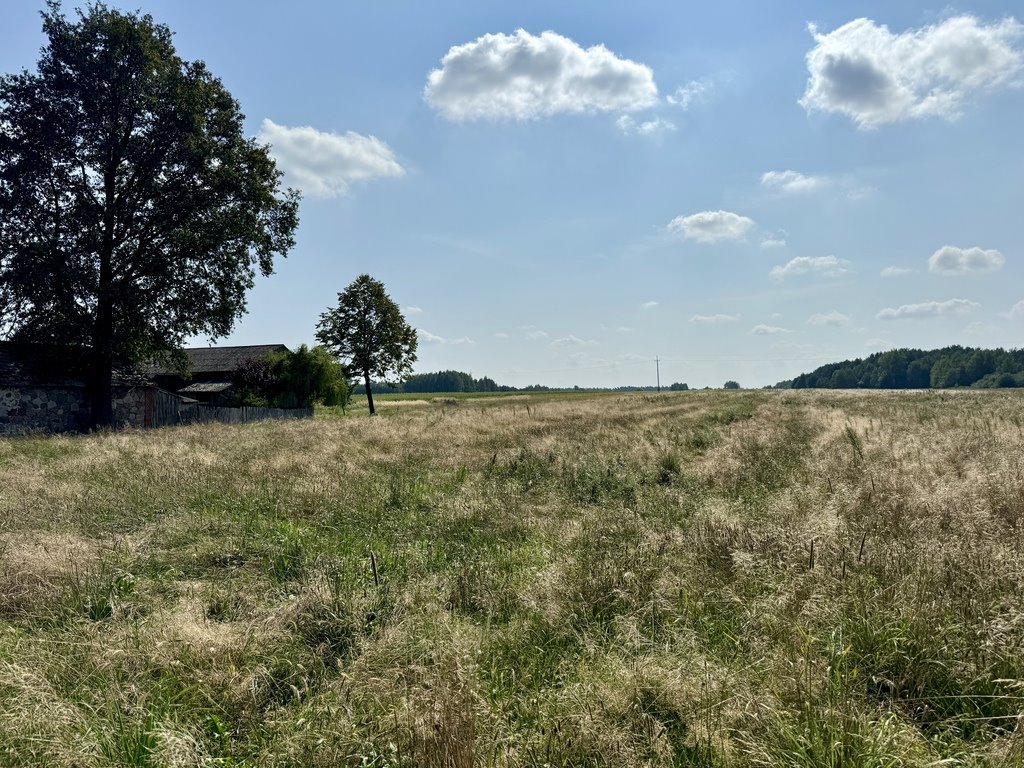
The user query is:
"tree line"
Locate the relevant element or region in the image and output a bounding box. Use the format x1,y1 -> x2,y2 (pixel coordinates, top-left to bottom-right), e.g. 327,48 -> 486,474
779,346 -> 1024,389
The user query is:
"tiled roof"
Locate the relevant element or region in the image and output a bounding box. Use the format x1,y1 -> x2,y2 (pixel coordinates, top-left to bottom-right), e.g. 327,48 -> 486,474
148,344 -> 288,377
178,381 -> 233,394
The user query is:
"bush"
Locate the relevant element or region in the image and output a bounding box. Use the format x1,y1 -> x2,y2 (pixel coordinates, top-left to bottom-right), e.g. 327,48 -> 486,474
230,344 -> 350,408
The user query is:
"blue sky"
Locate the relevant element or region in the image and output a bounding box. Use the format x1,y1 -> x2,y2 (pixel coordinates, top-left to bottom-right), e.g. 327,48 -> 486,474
3,1 -> 1022,387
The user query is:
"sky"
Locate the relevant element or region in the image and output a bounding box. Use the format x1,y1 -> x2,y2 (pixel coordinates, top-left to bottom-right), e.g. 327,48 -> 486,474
2,1 -> 1023,388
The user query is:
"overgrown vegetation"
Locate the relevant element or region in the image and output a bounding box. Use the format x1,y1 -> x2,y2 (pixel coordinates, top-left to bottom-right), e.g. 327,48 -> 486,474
782,345 -> 1024,389
2,390 -> 1024,765
230,344 -> 349,408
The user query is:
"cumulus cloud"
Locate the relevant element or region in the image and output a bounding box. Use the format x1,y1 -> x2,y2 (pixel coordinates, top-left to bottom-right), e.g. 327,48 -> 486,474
551,335 -> 597,348
1003,299 -> 1024,319
666,79 -> 711,109
616,115 -> 676,135
424,29 -> 658,121
691,313 -> 739,323
881,266 -> 914,277
752,324 -> 792,335
761,169 -> 827,193
876,298 -> 979,319
928,245 -> 1005,275
642,301 -> 659,309
770,255 -> 851,281
801,16 -> 1024,128
808,311 -> 852,327
258,119 -> 403,198
525,330 -> 549,340
418,329 -> 474,345
668,210 -> 755,243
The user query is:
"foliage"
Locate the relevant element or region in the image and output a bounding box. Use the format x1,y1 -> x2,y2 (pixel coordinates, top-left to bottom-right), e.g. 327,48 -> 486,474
230,345 -> 348,408
0,2 -> 299,426
785,345 -> 1024,389
316,275 -> 417,414
669,382 -> 689,391
352,369 -> 509,395
723,380 -> 740,389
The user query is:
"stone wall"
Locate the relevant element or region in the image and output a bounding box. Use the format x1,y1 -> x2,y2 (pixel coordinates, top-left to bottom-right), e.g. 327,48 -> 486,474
0,385 -> 151,435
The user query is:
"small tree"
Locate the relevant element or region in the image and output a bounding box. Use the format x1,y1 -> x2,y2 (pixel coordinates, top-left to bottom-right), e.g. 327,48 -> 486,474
316,275 -> 417,415
723,380 -> 740,390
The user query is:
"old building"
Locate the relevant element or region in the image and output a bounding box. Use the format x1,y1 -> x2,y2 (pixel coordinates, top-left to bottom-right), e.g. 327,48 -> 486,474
0,342 -> 164,434
147,344 -> 288,403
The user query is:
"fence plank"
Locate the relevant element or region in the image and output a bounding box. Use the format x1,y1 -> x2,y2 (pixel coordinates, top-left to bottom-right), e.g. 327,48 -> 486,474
148,391 -> 312,428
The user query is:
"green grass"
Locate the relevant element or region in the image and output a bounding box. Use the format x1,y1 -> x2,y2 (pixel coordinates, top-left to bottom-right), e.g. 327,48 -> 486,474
3,390 -> 1024,765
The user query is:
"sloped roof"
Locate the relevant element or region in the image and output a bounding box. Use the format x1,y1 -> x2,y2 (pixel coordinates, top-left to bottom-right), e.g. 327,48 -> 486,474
178,381 -> 233,394
148,344 -> 288,377
0,342 -> 151,387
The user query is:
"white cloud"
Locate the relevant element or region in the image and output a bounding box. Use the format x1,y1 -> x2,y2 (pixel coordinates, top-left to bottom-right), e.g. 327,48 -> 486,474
615,326 -> 633,332
761,169 -> 827,194
760,230 -> 788,249
616,115 -> 676,136
493,332 -> 510,339
668,210 -> 755,243
808,311 -> 852,327
419,329 -> 445,344
865,338 -> 895,349
880,266 -> 914,277
752,324 -> 792,335
417,329 -> 475,345
404,306 -> 423,315
928,245 -> 1005,275
666,79 -> 711,109
526,330 -> 549,340
770,255 -> 851,281
876,298 -> 979,319
801,16 -> 1024,128
551,335 -> 597,348
691,313 -> 739,323
258,119 -> 403,198
642,300 -> 659,309
424,29 -> 658,121
1002,299 -> 1024,319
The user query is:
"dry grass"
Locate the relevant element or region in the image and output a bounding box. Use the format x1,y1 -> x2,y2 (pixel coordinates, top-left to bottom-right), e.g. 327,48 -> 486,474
1,389 -> 1024,766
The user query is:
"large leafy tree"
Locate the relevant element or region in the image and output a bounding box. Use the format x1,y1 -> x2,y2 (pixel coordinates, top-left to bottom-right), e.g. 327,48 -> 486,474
0,2 -> 299,427
316,275 -> 417,415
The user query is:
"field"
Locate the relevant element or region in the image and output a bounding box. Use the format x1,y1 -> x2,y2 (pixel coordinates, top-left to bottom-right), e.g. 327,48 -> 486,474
2,389 -> 1024,766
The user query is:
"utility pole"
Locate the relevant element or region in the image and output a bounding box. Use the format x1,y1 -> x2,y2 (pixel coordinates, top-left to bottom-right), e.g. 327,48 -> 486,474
656,356 -> 661,393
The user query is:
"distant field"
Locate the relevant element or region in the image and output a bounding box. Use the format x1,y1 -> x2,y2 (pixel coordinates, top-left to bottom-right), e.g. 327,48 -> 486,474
2,390 -> 1024,766
348,389 -> 619,405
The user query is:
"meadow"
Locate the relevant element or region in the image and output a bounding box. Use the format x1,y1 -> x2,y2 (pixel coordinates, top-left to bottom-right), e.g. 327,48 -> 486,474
2,389 -> 1024,766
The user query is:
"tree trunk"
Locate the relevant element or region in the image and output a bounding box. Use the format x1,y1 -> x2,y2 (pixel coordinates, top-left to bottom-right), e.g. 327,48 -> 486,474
89,295 -> 116,429
90,143 -> 118,429
364,370 -> 375,415
89,344 -> 115,429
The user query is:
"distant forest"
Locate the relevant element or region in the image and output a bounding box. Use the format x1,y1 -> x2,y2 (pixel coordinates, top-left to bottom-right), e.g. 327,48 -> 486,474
779,346 -> 1024,389
350,369 -> 689,394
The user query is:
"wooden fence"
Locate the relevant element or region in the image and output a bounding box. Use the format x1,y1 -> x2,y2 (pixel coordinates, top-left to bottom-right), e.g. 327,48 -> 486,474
147,389 -> 313,428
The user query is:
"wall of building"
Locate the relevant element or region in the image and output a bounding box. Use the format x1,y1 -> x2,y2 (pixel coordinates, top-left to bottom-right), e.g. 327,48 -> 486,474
0,386 -> 151,435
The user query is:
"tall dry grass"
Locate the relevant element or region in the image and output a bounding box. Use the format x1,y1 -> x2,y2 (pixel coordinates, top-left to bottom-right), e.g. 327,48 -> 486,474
1,389 -> 1024,765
